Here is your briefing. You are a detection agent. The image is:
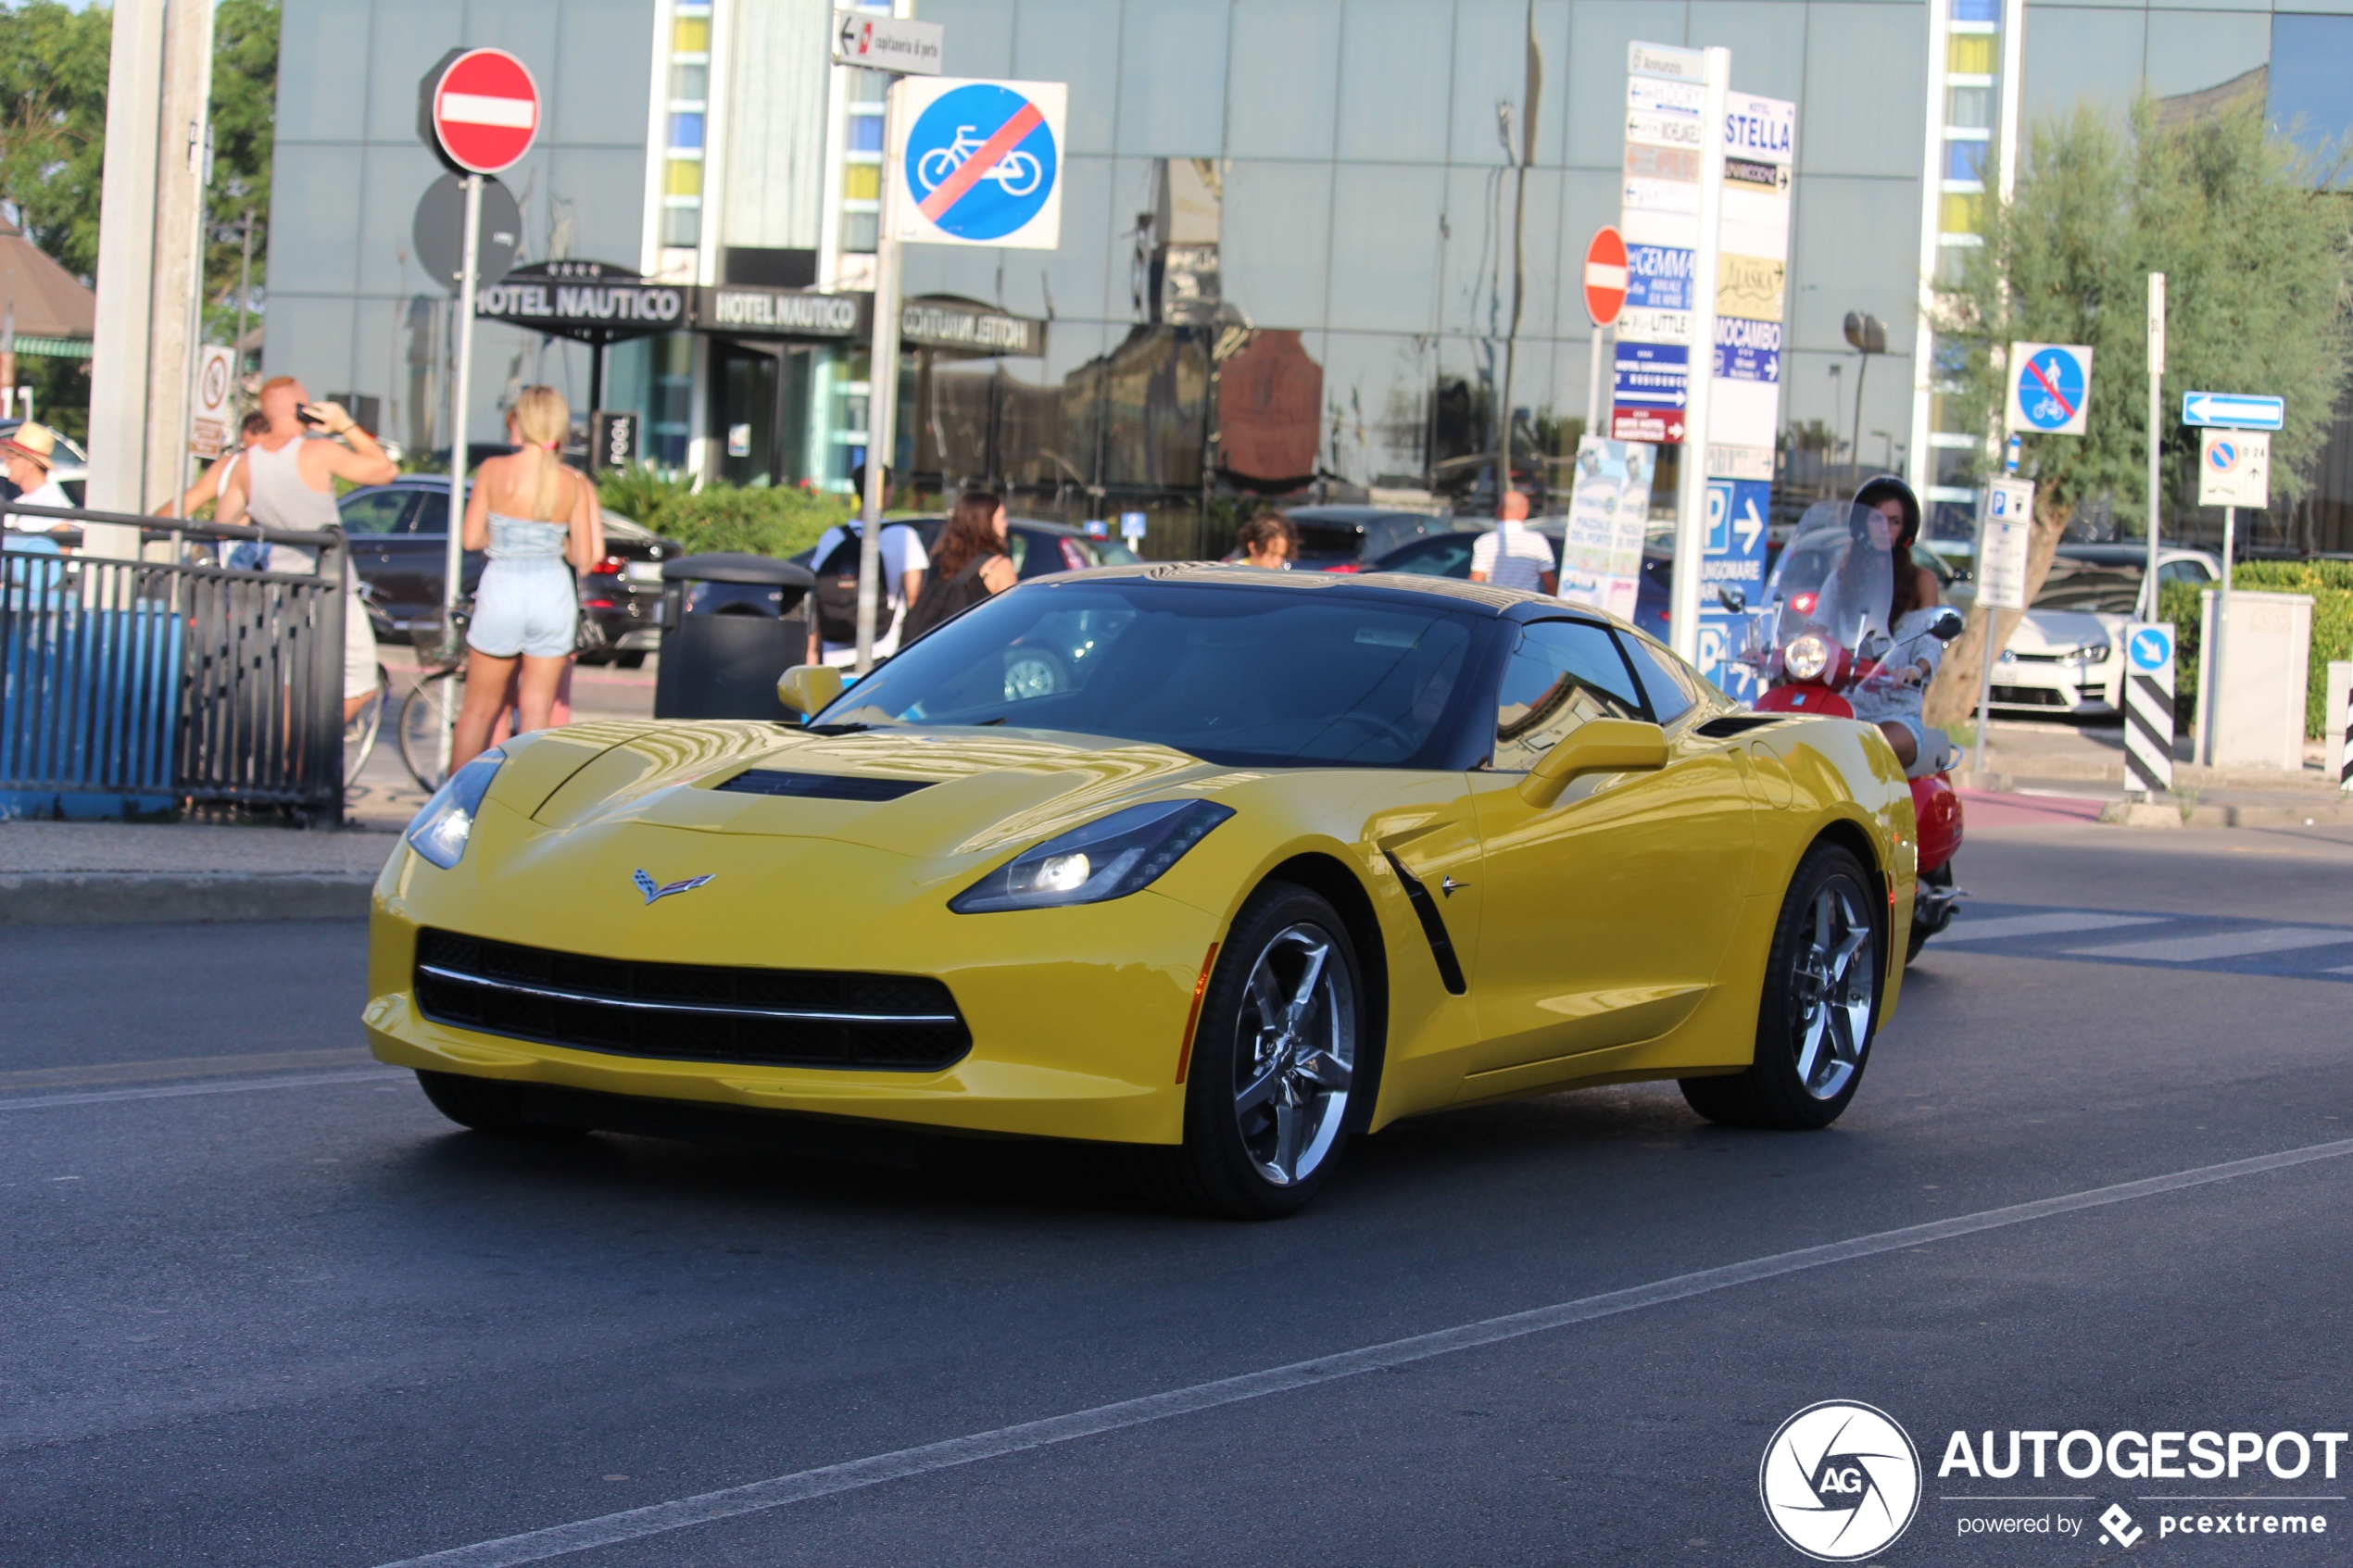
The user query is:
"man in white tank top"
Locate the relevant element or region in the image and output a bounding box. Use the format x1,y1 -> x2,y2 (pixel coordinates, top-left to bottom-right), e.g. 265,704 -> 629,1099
219,377 -> 398,721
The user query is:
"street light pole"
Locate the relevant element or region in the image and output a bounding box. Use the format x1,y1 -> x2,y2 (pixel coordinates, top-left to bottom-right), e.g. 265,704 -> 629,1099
855,80 -> 906,675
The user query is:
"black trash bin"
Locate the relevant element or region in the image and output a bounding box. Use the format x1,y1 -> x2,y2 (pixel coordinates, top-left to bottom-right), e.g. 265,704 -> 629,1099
651,553 -> 816,721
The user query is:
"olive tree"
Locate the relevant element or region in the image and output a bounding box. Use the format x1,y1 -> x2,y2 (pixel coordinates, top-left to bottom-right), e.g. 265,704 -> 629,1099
1922,98 -> 2353,730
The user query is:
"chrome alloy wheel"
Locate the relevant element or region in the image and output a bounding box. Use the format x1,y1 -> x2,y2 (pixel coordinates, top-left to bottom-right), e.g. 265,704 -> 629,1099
1231,922 -> 1356,1186
1789,879 -> 1876,1101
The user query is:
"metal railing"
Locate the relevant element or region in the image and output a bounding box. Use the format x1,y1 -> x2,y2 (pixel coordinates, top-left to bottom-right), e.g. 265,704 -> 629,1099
2,499 -> 349,824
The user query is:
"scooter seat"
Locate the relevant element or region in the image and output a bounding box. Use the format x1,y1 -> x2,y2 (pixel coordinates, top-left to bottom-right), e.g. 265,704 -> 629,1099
1905,725 -> 1957,780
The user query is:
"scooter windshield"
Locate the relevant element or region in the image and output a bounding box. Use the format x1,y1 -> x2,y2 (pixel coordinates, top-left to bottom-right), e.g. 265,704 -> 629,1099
1782,499 -> 1895,650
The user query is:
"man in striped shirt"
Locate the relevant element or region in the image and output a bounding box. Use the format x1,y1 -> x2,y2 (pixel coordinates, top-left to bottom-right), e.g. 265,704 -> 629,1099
1468,488 -> 1558,596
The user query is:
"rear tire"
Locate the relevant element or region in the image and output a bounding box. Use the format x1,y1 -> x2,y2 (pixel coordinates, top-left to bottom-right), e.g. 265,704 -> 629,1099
1128,884 -> 1371,1220
416,1070 -> 583,1137
1681,843 -> 1881,1130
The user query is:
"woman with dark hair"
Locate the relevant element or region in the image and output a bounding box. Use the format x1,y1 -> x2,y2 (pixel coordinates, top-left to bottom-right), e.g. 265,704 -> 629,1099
1847,475 -> 1944,768
1235,510 -> 1296,569
902,488 -> 1017,641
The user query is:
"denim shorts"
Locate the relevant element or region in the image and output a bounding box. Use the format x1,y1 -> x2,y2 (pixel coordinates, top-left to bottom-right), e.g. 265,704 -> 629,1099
467,561 -> 577,659
1881,712 -> 1928,759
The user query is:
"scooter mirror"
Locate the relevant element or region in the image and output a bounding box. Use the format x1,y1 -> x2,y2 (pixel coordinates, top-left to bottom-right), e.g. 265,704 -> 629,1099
1926,606 -> 1967,643
1717,586 -> 1747,613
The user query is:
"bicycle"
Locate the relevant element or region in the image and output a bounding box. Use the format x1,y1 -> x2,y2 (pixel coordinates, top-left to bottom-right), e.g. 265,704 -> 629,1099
344,662 -> 390,787
914,125 -> 1044,199
397,607 -> 472,792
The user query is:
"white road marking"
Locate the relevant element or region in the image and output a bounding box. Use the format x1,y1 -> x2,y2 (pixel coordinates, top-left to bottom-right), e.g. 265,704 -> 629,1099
1937,911 -> 2163,943
2067,926 -> 2353,963
0,1069 -> 404,1111
367,1136 -> 2353,1568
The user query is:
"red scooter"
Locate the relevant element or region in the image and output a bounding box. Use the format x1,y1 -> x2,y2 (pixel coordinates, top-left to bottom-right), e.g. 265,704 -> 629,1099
1728,501 -> 1967,963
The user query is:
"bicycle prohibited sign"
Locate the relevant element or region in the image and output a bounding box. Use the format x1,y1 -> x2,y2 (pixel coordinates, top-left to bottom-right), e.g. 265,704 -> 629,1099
891,79 -> 1066,249
2005,341 -> 2094,436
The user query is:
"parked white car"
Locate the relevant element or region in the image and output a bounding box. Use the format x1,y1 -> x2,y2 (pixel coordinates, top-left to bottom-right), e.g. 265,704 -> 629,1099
1989,545 -> 2219,717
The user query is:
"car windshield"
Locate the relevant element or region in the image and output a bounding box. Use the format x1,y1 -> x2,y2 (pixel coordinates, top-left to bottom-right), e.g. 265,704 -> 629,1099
2033,558 -> 2142,614
817,580 -> 1481,768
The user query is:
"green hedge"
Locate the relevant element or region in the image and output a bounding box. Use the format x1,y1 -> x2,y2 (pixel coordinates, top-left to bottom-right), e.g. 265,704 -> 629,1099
2159,561 -> 2353,738
598,469 -> 853,561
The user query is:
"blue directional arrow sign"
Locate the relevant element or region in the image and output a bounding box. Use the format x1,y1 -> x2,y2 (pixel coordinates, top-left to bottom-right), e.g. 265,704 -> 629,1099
2181,391 -> 2284,431
2128,624 -> 2173,673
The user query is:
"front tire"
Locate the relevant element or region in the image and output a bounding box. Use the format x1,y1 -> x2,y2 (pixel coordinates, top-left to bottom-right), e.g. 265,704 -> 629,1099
1130,884 -> 1370,1219
1681,843 -> 1881,1130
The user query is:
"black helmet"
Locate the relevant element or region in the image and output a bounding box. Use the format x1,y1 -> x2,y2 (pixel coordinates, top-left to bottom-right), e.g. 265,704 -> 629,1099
1853,475 -> 1921,545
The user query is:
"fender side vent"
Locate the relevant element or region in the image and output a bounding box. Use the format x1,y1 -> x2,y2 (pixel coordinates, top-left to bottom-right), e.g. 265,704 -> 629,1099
717,770 -> 934,801
1696,714 -> 1783,737
1382,850 -> 1468,996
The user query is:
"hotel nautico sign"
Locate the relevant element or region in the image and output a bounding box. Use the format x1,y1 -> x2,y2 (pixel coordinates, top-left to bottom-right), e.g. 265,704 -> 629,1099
475,264 -> 1043,358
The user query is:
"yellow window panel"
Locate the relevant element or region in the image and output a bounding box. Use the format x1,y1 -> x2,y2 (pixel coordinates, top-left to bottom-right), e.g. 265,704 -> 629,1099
842,163 -> 880,201
673,17 -> 710,54
1941,191 -> 1983,233
1947,33 -> 1994,75
666,158 -> 703,197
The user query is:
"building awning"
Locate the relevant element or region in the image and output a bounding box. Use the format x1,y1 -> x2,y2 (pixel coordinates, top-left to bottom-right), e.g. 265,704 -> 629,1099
474,263 -> 1044,359
0,223 -> 97,355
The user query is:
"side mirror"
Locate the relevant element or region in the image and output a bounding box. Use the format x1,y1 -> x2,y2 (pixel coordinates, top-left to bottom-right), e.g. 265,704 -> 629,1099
1926,606 -> 1967,643
776,663 -> 846,717
1518,718 -> 1670,809
1857,631 -> 1894,663
1717,585 -> 1746,613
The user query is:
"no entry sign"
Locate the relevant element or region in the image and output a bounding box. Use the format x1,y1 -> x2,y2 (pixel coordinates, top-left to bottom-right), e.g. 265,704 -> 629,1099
419,48 -> 541,176
1583,226 -> 1629,327
888,79 -> 1066,249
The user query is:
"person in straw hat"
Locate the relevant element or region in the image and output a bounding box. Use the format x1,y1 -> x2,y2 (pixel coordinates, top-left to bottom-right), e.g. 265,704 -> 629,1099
2,420 -> 74,533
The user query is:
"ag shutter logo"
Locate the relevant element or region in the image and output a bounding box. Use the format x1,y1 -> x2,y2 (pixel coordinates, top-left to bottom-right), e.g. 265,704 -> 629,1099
1760,1401 -> 1923,1561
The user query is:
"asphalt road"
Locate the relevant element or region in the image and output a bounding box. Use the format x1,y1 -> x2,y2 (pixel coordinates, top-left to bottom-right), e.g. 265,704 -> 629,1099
6,819 -> 2351,1567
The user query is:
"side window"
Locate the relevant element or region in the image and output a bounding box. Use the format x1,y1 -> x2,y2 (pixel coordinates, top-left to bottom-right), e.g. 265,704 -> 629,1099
2158,558 -> 2212,585
409,492 -> 453,536
1492,619 -> 1646,771
1617,630 -> 1700,727
338,491 -> 414,536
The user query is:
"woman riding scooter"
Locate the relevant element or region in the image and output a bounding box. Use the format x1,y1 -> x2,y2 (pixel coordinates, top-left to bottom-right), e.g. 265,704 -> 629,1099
1838,475 -> 1943,770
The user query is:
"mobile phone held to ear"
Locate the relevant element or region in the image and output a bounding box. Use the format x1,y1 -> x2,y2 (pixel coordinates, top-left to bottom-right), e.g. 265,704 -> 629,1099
296,405 -> 324,427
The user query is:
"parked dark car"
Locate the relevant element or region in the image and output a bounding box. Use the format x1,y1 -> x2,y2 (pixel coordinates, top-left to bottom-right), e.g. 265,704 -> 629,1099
338,476 -> 677,666
1365,520 -> 1676,641
789,515 -> 1143,581
1275,505 -> 1466,571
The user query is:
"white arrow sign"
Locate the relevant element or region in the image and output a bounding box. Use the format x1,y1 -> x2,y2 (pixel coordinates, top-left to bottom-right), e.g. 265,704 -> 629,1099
2182,391 -> 2284,431
1732,493 -> 1765,553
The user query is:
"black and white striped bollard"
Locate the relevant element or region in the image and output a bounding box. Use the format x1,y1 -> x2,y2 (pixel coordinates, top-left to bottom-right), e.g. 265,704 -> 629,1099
2121,621 -> 2177,797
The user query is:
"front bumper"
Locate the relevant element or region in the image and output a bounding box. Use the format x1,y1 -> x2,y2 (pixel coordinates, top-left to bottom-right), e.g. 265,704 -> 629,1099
1990,656 -> 2116,714
364,822 -> 1214,1146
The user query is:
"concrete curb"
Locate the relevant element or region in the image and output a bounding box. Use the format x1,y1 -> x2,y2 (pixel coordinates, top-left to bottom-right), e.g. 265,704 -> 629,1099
0,872 -> 376,925
2094,799 -> 2353,831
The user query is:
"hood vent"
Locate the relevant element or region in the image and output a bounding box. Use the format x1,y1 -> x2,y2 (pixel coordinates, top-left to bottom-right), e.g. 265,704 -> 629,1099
716,769 -> 936,802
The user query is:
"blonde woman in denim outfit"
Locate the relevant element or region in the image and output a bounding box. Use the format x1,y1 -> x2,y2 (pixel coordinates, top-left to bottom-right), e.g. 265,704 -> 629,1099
451,386 -> 602,768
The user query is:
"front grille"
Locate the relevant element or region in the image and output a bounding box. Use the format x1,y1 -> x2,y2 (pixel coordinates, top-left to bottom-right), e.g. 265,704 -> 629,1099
1990,684 -> 2069,707
413,929 -> 970,1072
716,770 -> 934,802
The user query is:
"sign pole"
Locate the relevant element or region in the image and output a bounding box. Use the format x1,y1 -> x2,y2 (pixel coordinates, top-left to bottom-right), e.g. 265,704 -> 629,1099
440,169 -> 484,781
1585,326 -> 1606,439
1667,45 -> 1729,665
856,82 -> 905,676
2202,503 -> 2233,769
1970,492 -> 1998,778
2143,273 -> 2163,621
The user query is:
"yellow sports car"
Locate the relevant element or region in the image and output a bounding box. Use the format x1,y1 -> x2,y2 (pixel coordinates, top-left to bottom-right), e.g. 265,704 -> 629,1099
365,565 -> 1915,1217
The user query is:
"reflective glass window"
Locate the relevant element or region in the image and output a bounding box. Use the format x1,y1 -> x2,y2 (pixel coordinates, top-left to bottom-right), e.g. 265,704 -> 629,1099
1945,84 -> 1994,130
1944,138 -> 1987,182
668,63 -> 707,104
1617,629 -> 1700,727
1014,0 -> 1122,155
1327,164 -> 1445,334
1336,0 -> 1453,165
2271,16 -> 2353,164
1118,0 -> 1229,156
1801,6 -> 1929,178
1219,161 -> 1333,331
1946,32 -> 1994,75
1226,0 -> 1340,160
848,115 -> 885,153
1449,0 -> 1570,168
1493,619 -> 1646,771
2020,8 -> 2143,120
338,491 -> 414,536
1952,0 -> 1998,21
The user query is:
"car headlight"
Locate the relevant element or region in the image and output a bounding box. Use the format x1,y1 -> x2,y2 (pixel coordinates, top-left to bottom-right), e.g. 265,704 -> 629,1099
2082,643 -> 2110,662
950,797 -> 1235,913
1782,633 -> 1830,682
405,748 -> 507,870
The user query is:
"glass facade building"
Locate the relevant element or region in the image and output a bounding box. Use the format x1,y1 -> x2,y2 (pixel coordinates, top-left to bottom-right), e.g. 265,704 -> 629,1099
269,0 -> 2353,545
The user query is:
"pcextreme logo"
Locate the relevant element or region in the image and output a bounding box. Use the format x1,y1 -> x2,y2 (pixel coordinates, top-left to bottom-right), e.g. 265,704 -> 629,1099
1760,1400 -> 1923,1561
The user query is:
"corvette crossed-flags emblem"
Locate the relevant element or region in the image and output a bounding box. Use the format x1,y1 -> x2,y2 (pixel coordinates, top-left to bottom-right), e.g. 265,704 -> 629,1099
633,869 -> 714,906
